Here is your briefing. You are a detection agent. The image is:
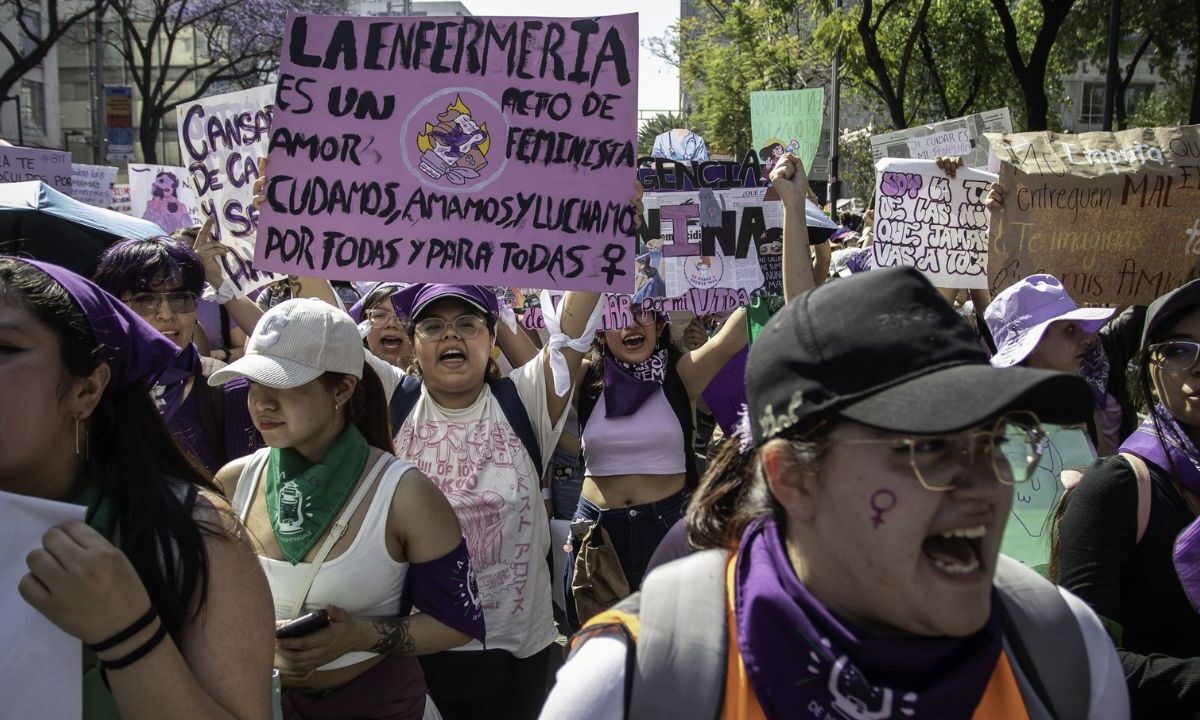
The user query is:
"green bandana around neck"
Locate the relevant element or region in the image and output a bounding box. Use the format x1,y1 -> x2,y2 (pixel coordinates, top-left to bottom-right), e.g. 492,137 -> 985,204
265,424 -> 371,565
72,481 -> 117,539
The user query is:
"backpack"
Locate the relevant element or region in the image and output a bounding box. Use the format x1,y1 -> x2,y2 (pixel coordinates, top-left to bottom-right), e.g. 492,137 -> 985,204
388,375 -> 544,479
599,550 -> 1091,720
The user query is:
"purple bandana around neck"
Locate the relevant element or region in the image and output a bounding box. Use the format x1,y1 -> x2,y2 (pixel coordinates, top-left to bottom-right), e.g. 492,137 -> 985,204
1119,405 -> 1200,612
152,344 -> 200,422
1119,404 -> 1200,494
735,516 -> 1004,720
602,348 -> 668,418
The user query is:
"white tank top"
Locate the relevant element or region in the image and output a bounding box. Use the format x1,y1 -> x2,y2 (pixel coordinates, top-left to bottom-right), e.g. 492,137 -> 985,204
233,448 -> 412,670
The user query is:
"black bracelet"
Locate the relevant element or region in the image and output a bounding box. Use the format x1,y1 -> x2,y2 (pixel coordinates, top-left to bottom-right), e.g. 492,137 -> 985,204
100,620 -> 168,671
88,607 -> 157,653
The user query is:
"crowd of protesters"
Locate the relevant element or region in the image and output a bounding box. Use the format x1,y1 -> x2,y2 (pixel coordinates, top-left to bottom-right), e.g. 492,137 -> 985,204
4,147 -> 1199,720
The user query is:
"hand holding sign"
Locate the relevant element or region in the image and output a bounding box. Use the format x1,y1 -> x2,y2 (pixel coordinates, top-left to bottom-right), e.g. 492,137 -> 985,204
193,216 -> 232,291
769,153 -> 809,207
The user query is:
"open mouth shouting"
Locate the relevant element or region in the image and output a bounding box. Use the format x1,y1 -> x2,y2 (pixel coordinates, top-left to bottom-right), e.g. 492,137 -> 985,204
379,332 -> 406,354
438,345 -> 468,369
922,524 -> 988,579
620,331 -> 646,352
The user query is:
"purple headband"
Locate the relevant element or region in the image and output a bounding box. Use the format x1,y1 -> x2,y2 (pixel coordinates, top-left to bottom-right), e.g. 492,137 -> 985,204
21,260 -> 180,391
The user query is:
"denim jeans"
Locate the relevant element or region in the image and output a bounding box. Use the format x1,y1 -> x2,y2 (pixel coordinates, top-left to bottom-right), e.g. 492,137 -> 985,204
563,487 -> 688,631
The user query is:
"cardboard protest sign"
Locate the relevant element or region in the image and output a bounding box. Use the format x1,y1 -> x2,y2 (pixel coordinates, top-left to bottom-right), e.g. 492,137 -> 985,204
177,85 -> 278,296
871,108 -> 1012,170
871,158 -> 996,289
750,89 -> 824,174
1000,425 -> 1095,572
69,164 -> 118,208
987,125 -> 1200,305
111,183 -> 132,214
0,146 -> 72,192
128,164 -> 203,234
256,13 -> 639,291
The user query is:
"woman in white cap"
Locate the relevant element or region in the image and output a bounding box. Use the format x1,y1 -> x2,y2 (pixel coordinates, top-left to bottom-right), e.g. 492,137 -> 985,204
984,274 -> 1131,454
211,298 -> 485,720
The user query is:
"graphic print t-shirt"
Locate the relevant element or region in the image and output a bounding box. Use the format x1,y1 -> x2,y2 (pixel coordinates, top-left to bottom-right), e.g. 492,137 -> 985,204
369,352 -> 564,657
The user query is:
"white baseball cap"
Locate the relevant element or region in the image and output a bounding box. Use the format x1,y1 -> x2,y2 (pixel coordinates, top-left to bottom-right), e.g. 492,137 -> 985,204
208,298 -> 364,389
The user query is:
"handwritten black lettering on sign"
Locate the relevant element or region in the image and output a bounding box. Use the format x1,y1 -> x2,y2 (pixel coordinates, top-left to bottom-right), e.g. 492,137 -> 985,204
256,13 -> 638,291
176,85 -> 279,296
870,158 -> 996,290
987,125 -> 1200,305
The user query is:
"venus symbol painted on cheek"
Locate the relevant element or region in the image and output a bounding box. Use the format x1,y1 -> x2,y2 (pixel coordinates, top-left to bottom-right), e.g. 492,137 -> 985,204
870,489 -> 897,529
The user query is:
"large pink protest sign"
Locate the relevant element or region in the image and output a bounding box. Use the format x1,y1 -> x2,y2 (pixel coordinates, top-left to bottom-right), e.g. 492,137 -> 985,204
256,13 -> 639,292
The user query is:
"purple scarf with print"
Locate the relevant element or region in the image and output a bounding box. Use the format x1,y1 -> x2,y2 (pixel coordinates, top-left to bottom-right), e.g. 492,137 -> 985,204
1119,405 -> 1200,612
602,348 -> 668,418
735,517 -> 1003,720
151,343 -> 200,423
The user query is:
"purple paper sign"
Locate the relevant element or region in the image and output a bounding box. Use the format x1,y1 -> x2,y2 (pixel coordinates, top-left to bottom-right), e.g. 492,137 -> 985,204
0,145 -> 72,192
256,13 -> 640,292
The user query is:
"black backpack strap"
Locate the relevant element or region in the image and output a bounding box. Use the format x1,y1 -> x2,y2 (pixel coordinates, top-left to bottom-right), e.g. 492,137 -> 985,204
994,555 -> 1090,720
487,376 -> 543,479
661,363 -> 699,488
628,549 -> 728,720
388,375 -> 425,434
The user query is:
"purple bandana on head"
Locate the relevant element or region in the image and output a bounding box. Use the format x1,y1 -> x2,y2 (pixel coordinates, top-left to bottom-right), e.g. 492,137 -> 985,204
1119,405 -> 1200,612
603,348 -> 668,418
21,260 -> 179,390
151,344 -> 200,422
735,516 -> 1003,720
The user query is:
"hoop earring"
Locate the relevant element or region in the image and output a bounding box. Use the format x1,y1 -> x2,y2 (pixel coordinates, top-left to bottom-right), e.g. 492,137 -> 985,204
75,419 -> 90,462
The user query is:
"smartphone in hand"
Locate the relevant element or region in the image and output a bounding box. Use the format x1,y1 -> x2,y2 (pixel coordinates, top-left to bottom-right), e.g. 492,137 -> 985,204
275,610 -> 331,639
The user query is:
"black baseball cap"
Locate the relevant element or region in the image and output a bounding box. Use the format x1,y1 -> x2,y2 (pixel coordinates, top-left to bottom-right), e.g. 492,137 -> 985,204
746,267 -> 1093,445
1142,278 -> 1200,348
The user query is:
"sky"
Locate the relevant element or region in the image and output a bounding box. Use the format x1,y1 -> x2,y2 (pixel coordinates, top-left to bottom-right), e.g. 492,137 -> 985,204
460,0 -> 681,117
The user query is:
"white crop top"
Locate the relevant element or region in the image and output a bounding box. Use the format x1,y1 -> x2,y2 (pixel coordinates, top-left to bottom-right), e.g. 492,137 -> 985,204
582,389 -> 687,478
233,449 -> 411,671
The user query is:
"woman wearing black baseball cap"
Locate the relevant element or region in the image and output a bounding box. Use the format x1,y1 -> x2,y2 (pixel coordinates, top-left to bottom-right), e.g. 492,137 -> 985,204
1055,278 -> 1200,715
545,266 -> 1127,720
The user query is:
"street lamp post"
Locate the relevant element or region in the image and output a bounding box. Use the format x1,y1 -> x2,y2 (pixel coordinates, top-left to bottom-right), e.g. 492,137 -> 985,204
2,93 -> 27,145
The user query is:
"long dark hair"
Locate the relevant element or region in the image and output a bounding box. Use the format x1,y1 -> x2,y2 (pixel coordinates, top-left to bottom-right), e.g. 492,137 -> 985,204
0,258 -> 221,643
686,420 -> 830,550
319,363 -> 394,454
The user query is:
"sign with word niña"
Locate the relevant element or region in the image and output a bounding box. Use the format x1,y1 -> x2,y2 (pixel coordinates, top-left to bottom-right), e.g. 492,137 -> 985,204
0,146 -> 72,192
987,125 -> 1200,305
69,164 -> 118,208
177,85 -> 278,297
871,158 -> 996,289
256,13 -> 639,292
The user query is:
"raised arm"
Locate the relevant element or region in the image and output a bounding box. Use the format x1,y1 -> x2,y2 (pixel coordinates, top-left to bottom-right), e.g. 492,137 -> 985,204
675,153 -> 814,398
193,216 -> 266,336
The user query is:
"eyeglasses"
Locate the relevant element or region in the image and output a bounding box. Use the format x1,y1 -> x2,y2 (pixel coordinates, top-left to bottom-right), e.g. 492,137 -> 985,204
835,412 -> 1048,492
631,308 -> 660,327
1149,341 -> 1200,372
126,291 -> 198,317
413,314 -> 487,340
365,308 -> 408,329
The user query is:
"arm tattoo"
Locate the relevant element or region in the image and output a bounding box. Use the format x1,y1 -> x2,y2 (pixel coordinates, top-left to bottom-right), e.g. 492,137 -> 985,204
367,617 -> 416,655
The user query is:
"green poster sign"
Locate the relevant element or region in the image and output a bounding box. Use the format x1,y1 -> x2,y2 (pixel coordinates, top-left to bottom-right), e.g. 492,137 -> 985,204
1000,424 -> 1096,575
750,88 -> 825,173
